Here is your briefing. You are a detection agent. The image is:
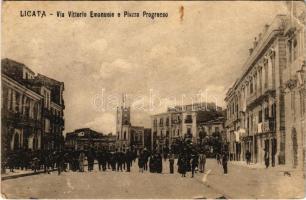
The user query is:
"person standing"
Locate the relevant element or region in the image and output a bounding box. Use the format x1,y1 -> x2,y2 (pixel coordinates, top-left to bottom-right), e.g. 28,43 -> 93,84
126,150 -> 131,172
56,151 -> 64,175
156,152 -> 163,173
246,150 -> 251,165
79,150 -> 85,172
191,155 -> 198,178
264,151 -> 269,168
138,151 -> 144,173
222,152 -> 228,175
199,152 -> 206,173
169,152 -> 175,174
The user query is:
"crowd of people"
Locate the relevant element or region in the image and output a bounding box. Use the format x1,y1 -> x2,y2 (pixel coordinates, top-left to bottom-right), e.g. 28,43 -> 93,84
2,142 -> 229,177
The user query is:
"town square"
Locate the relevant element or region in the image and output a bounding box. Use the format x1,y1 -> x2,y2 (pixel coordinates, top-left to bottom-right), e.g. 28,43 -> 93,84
1,1 -> 305,199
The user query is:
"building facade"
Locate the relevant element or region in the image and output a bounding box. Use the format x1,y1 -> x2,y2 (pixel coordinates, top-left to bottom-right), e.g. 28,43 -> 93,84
1,58 -> 65,158
282,5 -> 306,169
151,102 -> 224,152
225,12 -> 305,169
65,128 -> 116,151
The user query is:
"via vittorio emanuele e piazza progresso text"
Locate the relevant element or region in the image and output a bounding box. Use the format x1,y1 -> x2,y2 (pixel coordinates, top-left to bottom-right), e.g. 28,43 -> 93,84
20,10 -> 169,19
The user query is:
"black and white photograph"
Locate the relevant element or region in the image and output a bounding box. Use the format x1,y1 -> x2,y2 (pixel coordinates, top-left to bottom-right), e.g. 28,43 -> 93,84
1,1 -> 306,199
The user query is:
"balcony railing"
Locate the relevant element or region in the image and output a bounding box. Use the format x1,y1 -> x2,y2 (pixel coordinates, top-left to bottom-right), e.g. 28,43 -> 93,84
171,119 -> 181,124
246,93 -> 257,106
184,119 -> 193,124
3,109 -> 42,128
257,119 -> 276,133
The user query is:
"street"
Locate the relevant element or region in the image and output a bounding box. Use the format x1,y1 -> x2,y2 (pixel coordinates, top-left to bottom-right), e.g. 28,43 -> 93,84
1,159 -> 222,199
2,159 -> 304,199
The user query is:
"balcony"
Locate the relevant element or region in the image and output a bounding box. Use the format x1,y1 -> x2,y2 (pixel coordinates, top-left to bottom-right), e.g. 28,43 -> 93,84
184,119 -> 192,124
246,93 -> 257,106
257,119 -> 276,134
3,109 -> 42,128
246,90 -> 275,109
171,119 -> 181,124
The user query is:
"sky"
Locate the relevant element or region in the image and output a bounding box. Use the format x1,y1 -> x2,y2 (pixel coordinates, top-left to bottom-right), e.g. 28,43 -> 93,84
2,1 -> 290,135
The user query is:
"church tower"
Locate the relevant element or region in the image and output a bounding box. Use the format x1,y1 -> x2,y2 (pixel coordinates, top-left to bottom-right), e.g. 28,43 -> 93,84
116,94 -> 131,151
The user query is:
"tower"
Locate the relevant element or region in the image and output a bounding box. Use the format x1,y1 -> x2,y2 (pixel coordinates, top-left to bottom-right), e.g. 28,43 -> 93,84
116,94 -> 131,151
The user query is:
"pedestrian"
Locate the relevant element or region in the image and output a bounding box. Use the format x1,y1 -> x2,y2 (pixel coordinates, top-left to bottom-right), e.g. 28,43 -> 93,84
222,152 -> 228,175
199,151 -> 206,173
101,149 -> 107,171
87,148 -> 95,172
246,150 -> 251,165
79,150 -> 85,172
216,153 -> 222,165
264,151 -> 269,168
143,149 -> 149,171
156,153 -> 163,173
149,154 -> 155,173
191,155 -> 198,178
125,150 -> 131,172
116,150 -> 123,172
138,151 -> 144,173
56,151 -> 64,175
97,149 -> 103,171
169,152 -> 175,174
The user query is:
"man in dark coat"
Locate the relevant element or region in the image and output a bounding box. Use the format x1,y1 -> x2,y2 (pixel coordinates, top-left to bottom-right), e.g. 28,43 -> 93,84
156,153 -> 163,173
169,153 -> 175,174
56,151 -> 64,175
97,149 -> 103,171
191,154 -> 198,178
125,150 -> 132,172
222,152 -> 228,174
149,154 -> 155,173
87,149 -> 95,172
101,149 -> 107,171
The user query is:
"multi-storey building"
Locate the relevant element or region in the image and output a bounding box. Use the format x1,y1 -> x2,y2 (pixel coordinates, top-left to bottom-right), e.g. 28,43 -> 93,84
151,102 -> 223,152
281,4 -> 305,169
1,58 -> 65,156
65,128 -> 116,151
225,11 -> 305,169
33,74 -> 65,150
2,71 -> 43,154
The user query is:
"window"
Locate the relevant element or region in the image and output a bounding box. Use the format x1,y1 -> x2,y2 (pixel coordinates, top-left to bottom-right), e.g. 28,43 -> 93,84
287,39 -> 292,63
166,118 -> 169,126
250,78 -> 254,94
264,107 -> 269,120
293,38 -> 298,61
271,103 -> 276,119
215,127 -> 219,133
291,92 -> 296,120
300,91 -> 305,117
124,131 -> 127,140
259,110 -> 263,123
185,115 -> 192,123
271,54 -> 276,88
264,61 -> 268,88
